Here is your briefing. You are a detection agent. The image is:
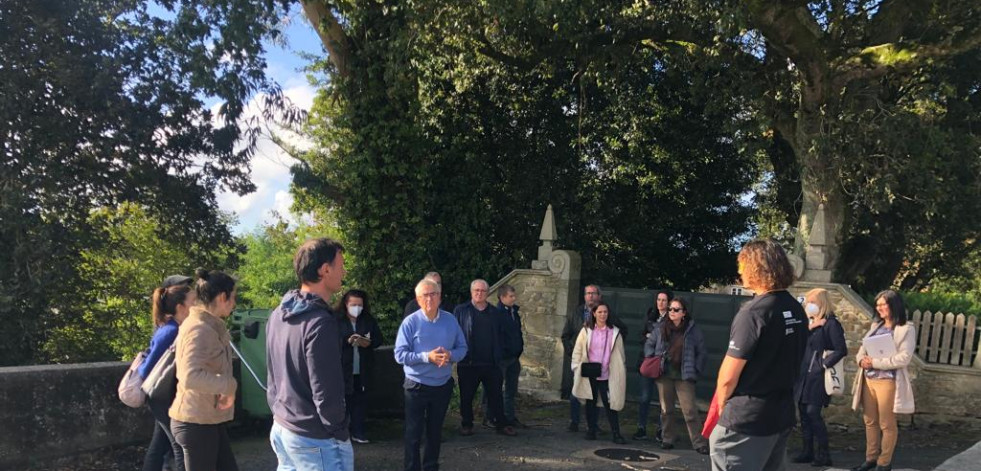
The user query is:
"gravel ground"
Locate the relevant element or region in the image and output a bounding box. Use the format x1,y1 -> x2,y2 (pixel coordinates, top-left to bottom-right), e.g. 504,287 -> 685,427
26,396 -> 981,471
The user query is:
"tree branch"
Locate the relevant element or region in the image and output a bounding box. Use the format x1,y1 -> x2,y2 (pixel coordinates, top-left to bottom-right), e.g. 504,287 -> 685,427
299,0 -> 352,77
834,29 -> 981,87
745,1 -> 829,90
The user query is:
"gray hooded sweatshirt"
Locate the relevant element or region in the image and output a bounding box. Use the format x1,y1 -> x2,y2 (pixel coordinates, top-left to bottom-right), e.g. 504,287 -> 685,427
266,290 -> 349,441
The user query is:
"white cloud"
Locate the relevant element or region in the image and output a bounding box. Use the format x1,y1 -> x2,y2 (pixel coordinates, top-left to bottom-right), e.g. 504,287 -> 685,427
216,81 -> 316,234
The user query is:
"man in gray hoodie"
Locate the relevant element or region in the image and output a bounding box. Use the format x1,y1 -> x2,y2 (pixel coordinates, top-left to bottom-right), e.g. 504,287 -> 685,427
266,238 -> 352,471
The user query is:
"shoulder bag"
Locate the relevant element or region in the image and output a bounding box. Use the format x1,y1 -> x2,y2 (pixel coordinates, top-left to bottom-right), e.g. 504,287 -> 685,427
141,344 -> 178,402
640,355 -> 665,379
823,350 -> 845,396
118,350 -> 148,408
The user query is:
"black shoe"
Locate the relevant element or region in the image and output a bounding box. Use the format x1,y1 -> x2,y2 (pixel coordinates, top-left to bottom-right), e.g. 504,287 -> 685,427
812,446 -> 832,467
695,445 -> 709,455
612,433 -> 626,445
585,429 -> 597,440
660,442 -> 674,450
567,422 -> 579,432
481,418 -> 496,429
874,466 -> 891,471
459,426 -> 474,436
850,461 -> 877,471
654,429 -> 663,443
792,452 -> 815,463
631,428 -> 647,440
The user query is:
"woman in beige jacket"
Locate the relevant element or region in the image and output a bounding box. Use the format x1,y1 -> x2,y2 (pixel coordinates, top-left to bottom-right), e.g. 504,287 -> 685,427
169,268 -> 239,471
849,290 -> 915,471
571,302 -> 627,444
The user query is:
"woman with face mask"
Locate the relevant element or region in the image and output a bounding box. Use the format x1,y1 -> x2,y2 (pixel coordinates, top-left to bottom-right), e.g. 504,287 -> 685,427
792,288 -> 848,466
335,289 -> 385,444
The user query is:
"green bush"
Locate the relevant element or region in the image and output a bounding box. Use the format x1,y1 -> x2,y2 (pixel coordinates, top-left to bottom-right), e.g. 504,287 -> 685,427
863,290 -> 981,318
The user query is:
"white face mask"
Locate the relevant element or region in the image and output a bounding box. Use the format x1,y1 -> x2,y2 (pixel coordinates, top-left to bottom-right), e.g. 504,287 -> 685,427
805,303 -> 820,316
348,305 -> 363,318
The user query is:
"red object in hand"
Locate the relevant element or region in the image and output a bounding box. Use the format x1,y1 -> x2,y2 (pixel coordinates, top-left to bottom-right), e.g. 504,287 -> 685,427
701,391 -> 720,439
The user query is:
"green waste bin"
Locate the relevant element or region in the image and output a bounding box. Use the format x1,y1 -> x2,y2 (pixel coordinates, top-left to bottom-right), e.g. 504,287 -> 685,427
230,308 -> 272,420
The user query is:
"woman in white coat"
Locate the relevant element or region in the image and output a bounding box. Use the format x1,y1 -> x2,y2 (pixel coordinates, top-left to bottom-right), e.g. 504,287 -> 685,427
571,302 -> 627,444
850,290 -> 915,471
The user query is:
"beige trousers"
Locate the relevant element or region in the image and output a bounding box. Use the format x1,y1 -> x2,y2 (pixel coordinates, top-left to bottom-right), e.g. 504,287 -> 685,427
862,378 -> 898,466
656,377 -> 707,448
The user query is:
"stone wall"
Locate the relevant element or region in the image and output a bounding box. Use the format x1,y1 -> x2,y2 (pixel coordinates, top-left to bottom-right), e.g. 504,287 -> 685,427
789,281 -> 981,424
0,362 -> 154,468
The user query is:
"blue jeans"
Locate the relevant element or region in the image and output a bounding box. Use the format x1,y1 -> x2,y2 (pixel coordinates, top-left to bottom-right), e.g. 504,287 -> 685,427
269,422 -> 353,471
636,376 -> 661,431
404,378 -> 454,471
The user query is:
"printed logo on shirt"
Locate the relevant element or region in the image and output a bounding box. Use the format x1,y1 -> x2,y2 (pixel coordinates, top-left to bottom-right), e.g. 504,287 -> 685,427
728,339 -> 740,351
783,311 -> 803,326
786,328 -> 794,335
782,311 -> 792,318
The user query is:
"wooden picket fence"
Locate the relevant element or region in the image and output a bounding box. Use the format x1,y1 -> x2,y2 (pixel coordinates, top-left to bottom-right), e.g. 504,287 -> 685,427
910,310 -> 980,367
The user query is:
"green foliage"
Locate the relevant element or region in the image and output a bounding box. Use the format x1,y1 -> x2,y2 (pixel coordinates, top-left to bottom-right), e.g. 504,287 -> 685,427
0,0 -> 287,364
43,204 -> 238,363
235,214 -> 348,309
900,291 -> 981,318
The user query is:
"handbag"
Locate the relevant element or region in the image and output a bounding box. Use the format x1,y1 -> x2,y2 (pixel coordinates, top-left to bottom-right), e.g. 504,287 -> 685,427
639,355 -> 665,379
118,350 -> 148,408
580,362 -> 602,378
823,350 -> 845,396
580,327 -> 610,379
141,344 -> 178,402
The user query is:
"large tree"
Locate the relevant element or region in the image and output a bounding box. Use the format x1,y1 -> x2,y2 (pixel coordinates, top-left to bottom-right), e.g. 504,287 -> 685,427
0,0 -> 288,364
292,0 -> 762,323
424,0 -> 981,290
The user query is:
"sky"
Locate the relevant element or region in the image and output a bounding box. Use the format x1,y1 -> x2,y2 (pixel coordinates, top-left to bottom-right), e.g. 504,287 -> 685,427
214,8 -> 324,235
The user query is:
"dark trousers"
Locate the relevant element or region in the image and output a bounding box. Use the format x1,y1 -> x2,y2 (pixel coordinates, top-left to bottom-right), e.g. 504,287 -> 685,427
637,376 -> 661,431
458,364 -> 505,428
501,357 -> 521,423
799,402 -> 829,448
586,378 -> 620,434
347,374 -> 367,439
171,419 -> 238,471
142,397 -> 185,471
570,395 -> 582,426
404,378 -> 454,471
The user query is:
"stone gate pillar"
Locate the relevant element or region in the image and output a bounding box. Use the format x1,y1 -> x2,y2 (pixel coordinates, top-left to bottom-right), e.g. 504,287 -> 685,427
489,204 -> 581,401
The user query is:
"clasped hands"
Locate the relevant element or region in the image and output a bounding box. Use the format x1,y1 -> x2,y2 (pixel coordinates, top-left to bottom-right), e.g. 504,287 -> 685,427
859,357 -> 874,369
428,346 -> 452,367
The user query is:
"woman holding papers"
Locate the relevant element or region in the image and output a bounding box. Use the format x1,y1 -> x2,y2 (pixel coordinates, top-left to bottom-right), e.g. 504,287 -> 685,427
792,288 -> 847,466
850,290 -> 915,471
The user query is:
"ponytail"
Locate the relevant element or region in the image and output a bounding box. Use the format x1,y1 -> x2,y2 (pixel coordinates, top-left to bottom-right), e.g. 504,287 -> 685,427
151,284 -> 193,327
151,287 -> 167,327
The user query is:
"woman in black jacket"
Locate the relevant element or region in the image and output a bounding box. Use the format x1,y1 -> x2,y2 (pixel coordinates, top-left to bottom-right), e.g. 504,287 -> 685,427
336,289 -> 385,444
793,288 -> 848,466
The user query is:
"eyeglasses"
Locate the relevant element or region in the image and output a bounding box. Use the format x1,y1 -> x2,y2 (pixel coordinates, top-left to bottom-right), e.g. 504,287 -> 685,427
669,307 -> 685,313
472,289 -> 488,293
419,292 -> 441,299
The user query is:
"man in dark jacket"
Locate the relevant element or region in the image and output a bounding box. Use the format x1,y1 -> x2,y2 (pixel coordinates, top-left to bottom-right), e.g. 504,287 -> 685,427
266,238 -> 352,471
453,279 -> 517,437
496,284 -> 524,427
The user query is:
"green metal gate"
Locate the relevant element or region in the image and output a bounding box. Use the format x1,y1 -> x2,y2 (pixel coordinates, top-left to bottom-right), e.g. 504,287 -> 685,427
599,288 -> 751,401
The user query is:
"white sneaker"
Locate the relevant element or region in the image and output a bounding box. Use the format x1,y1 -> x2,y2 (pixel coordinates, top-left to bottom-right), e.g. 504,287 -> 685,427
351,436 -> 370,444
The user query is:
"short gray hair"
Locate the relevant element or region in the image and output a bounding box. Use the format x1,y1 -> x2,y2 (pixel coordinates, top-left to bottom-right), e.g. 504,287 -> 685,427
470,279 -> 489,290
415,278 -> 440,296
585,284 -> 602,295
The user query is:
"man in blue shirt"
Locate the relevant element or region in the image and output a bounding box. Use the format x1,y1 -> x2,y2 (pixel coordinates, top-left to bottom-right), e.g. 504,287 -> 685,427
395,278 -> 468,471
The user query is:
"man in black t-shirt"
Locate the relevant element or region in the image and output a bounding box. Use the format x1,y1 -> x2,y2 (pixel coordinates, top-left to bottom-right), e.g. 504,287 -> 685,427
710,240 -> 807,471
